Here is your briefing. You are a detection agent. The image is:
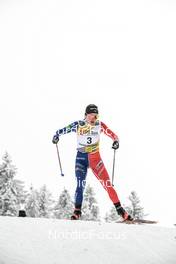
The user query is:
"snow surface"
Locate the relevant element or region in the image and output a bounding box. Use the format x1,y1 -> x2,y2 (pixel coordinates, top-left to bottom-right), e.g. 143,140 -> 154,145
0,216 -> 176,264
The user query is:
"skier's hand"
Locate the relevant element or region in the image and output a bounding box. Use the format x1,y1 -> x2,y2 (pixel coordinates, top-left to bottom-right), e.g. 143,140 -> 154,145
52,135 -> 59,144
112,140 -> 119,150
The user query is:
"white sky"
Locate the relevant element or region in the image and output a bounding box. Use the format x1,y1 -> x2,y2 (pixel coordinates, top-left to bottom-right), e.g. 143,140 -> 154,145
0,0 -> 176,223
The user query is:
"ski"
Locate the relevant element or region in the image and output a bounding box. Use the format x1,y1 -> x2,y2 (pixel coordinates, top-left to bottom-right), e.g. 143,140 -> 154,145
116,219 -> 158,224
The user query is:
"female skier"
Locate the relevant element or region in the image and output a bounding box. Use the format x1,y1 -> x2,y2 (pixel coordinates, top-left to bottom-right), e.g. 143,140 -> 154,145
52,104 -> 133,221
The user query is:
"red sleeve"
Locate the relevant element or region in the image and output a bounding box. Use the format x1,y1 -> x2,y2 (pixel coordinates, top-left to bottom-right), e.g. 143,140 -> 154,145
101,121 -> 119,141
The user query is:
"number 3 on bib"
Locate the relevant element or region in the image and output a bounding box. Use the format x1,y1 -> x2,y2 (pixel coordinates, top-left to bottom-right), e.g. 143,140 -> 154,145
87,137 -> 92,144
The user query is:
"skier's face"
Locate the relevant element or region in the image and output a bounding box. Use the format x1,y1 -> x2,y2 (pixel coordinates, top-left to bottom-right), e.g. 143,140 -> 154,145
86,113 -> 98,125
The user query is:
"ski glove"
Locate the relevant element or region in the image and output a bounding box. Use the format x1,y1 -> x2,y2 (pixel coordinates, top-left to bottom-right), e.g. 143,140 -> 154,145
52,135 -> 59,144
112,140 -> 119,150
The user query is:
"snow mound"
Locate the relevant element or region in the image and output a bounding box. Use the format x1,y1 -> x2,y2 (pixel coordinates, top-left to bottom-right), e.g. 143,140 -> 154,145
0,216 -> 176,264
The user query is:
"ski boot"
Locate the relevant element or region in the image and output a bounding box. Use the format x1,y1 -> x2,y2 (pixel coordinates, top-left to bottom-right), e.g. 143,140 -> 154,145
71,208 -> 82,220
114,202 -> 133,222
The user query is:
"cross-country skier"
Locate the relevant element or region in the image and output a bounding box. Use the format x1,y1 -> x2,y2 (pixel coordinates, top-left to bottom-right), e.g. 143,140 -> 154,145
52,104 -> 133,221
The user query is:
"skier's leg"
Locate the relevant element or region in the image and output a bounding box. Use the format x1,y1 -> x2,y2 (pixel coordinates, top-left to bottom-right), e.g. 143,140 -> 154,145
88,152 -> 120,203
89,152 -> 133,221
71,151 -> 88,220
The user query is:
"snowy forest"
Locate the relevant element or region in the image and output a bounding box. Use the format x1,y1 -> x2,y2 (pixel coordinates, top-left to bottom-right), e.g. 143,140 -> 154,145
0,152 -> 144,221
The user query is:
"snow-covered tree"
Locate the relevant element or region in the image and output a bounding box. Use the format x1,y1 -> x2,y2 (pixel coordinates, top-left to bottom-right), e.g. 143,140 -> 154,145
25,185 -> 40,217
104,206 -> 120,223
105,191 -> 145,222
14,179 -> 28,204
0,152 -> 26,216
126,191 -> 144,219
54,188 -> 73,219
38,185 -> 53,218
82,185 -> 100,221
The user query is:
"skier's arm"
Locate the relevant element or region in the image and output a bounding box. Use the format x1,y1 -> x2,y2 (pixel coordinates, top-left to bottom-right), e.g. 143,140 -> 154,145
56,121 -> 79,136
101,122 -> 119,149
52,121 -> 79,143
101,121 -> 119,141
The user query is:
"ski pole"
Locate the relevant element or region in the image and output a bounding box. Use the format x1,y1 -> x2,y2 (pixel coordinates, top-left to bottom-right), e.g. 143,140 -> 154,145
112,149 -> 116,186
56,144 -> 64,176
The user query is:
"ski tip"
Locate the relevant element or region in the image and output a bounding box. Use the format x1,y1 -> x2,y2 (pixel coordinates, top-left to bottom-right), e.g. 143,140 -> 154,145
61,173 -> 64,176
